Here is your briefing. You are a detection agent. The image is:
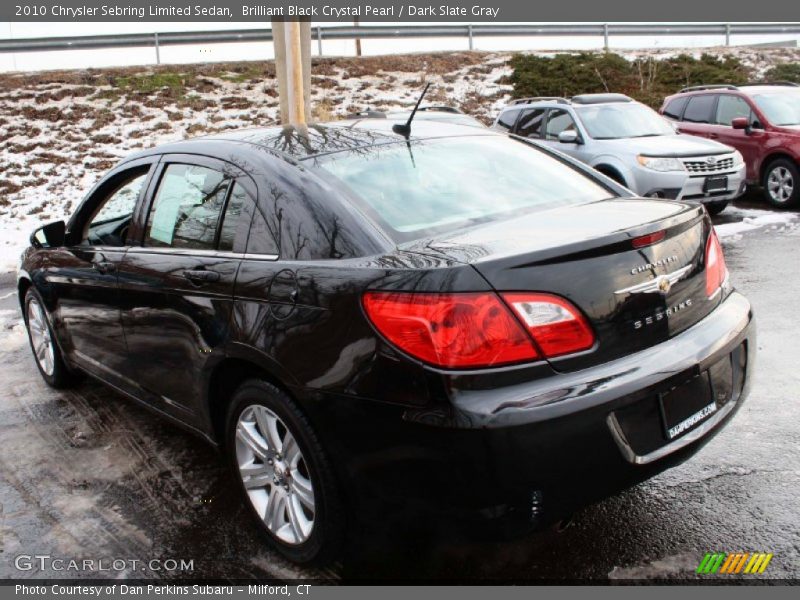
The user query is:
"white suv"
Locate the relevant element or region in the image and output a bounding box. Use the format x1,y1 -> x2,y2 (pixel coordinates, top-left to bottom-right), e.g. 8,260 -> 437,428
493,93 -> 746,215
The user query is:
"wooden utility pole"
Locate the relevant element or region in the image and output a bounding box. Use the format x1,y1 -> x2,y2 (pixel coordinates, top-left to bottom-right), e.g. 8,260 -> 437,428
271,18 -> 312,125
354,18 -> 362,56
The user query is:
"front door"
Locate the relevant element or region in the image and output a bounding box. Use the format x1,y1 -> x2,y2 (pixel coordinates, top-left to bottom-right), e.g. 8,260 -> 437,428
52,160 -> 155,392
710,94 -> 763,182
117,156 -> 251,424
540,108 -> 584,160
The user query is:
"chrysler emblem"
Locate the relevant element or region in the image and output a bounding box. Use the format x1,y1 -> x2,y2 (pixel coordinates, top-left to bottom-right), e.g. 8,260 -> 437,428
615,265 -> 692,295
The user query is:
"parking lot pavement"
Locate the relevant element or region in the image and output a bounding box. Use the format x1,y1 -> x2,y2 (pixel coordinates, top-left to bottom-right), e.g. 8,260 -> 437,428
1,196 -> 798,582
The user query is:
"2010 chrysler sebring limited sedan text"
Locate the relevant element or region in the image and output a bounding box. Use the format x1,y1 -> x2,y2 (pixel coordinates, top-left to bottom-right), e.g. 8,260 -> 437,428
18,119 -> 755,564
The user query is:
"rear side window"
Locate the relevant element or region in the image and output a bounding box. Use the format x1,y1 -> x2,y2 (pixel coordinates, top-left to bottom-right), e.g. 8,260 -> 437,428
496,109 -> 521,130
545,109 -> 578,140
683,95 -> 716,123
516,108 -> 546,138
145,164 -> 231,250
663,96 -> 688,120
218,183 -> 247,252
715,95 -> 752,126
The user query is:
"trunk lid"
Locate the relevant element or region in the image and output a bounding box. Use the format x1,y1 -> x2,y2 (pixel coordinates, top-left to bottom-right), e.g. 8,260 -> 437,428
403,198 -> 716,371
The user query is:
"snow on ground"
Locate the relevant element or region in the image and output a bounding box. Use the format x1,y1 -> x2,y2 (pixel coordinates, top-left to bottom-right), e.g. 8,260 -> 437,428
0,52 -> 512,273
715,206 -> 799,240
1,47 -> 799,273
0,308 -> 25,352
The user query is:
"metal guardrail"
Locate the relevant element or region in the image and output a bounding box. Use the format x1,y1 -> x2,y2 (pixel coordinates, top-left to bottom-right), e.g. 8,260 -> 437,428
1,23 -> 799,61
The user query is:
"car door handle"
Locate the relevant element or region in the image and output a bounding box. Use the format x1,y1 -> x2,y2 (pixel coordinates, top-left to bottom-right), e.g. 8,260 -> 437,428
708,133 -> 718,139
183,269 -> 220,283
92,261 -> 116,274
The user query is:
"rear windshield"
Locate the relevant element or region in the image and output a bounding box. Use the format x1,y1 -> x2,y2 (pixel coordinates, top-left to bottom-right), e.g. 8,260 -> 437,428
312,135 -> 614,241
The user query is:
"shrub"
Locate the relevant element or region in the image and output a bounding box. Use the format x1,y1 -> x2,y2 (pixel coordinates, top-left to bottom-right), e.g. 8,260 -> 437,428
762,63 -> 800,84
509,52 -> 753,108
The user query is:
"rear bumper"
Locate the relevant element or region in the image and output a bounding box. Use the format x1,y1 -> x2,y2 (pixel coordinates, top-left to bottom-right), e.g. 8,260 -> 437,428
448,291 -> 753,429
310,291 -> 755,530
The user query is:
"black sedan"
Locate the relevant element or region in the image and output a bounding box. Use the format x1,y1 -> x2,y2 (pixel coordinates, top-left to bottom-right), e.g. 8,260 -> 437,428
17,118 -> 755,564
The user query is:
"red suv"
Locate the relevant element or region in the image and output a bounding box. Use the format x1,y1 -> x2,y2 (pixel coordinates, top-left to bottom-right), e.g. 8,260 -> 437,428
661,83 -> 800,208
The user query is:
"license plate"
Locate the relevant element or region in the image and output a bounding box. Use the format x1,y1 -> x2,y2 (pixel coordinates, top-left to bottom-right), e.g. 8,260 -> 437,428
704,176 -> 728,193
659,373 -> 716,440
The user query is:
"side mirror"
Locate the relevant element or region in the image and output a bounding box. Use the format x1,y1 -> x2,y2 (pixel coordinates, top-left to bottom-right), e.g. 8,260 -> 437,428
731,117 -> 750,131
31,220 -> 66,249
558,130 -> 581,144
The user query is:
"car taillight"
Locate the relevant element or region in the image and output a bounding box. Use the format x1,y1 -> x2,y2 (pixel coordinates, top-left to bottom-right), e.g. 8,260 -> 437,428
705,229 -> 728,297
502,293 -> 596,357
362,291 -> 539,368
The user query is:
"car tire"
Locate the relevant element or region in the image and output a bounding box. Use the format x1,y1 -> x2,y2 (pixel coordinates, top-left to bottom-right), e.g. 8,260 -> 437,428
23,289 -> 77,389
762,159 -> 800,208
706,201 -> 729,216
225,379 -> 343,565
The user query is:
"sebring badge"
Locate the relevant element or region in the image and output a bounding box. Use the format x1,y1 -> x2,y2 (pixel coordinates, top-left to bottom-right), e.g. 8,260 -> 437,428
615,265 -> 693,296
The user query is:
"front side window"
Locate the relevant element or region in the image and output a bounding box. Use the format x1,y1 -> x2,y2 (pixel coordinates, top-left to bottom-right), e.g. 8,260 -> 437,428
83,168 -> 149,247
313,136 -> 614,241
576,103 -> 675,139
715,95 -> 752,126
145,164 -> 231,250
516,108 -> 546,139
544,109 -> 578,140
683,95 -> 716,124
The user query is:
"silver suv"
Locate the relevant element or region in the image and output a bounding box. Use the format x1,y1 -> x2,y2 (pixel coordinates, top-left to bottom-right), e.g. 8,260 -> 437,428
493,94 -> 746,215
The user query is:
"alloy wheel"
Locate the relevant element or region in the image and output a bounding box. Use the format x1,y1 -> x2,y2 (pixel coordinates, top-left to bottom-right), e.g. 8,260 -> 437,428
27,298 -> 55,376
767,166 -> 794,204
235,404 -> 315,545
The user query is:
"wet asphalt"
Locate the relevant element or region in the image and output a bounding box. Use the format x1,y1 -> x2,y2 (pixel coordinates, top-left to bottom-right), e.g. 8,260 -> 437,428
0,192 -> 798,582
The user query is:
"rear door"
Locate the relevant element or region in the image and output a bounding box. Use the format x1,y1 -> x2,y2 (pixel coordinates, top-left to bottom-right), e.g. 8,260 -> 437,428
493,108 -> 522,132
117,155 -> 252,424
513,108 -> 546,140
540,108 -> 585,161
676,94 -> 718,138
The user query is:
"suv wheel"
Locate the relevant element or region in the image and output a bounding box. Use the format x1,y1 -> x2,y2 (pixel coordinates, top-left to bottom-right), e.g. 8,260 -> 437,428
225,379 -> 343,564
23,289 -> 77,388
763,159 -> 799,208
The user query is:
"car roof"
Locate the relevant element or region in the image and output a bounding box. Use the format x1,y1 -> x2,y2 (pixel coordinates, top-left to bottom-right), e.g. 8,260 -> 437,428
668,83 -> 800,99
738,85 -> 800,95
123,119 -> 495,164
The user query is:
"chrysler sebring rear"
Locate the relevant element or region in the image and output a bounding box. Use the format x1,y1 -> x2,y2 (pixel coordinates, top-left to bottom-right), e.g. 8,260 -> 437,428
18,124 -> 754,564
